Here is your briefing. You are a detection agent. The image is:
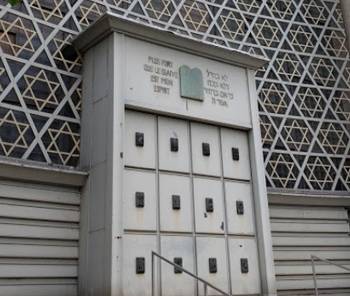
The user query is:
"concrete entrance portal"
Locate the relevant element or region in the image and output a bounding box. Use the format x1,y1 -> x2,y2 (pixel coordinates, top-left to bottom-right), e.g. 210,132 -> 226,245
74,13 -> 276,296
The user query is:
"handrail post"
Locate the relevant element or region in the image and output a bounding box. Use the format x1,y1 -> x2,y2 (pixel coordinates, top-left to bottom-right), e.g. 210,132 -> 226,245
204,283 -> 208,296
311,256 -> 318,296
152,252 -> 155,296
310,254 -> 350,296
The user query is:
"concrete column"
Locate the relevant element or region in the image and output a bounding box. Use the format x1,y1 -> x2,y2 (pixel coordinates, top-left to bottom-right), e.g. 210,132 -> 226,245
340,0 -> 350,50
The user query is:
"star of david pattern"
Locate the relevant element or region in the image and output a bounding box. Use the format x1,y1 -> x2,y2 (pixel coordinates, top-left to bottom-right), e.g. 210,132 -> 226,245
0,0 -> 349,192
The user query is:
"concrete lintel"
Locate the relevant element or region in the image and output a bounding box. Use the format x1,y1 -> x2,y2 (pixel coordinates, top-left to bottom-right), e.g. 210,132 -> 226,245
73,12 -> 268,70
268,189 -> 350,207
0,158 -> 87,187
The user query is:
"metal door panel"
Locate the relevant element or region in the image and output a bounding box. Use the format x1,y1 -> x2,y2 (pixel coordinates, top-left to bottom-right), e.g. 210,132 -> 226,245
196,237 -> 229,295
229,238 -> 260,295
225,181 -> 255,235
161,236 -> 195,296
159,174 -> 192,233
122,234 -> 158,296
158,117 -> 190,173
191,123 -> 221,177
193,178 -> 224,234
123,169 -> 157,231
124,110 -> 156,169
221,128 -> 251,180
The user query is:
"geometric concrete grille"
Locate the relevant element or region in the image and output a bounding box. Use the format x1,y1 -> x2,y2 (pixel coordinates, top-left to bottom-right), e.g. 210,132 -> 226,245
0,0 -> 349,191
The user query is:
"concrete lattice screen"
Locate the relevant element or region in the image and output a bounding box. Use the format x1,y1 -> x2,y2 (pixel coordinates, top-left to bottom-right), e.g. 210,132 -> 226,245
0,0 -> 349,191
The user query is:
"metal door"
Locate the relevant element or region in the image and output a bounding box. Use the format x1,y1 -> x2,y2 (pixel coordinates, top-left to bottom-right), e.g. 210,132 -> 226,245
160,236 -> 195,296
123,169 -> 157,231
225,181 -> 255,235
221,128 -> 251,180
122,234 -> 158,296
229,238 -> 260,295
158,117 -> 190,173
193,177 -> 225,234
196,237 -> 229,295
190,123 -> 221,177
124,110 -> 156,169
159,173 -> 192,233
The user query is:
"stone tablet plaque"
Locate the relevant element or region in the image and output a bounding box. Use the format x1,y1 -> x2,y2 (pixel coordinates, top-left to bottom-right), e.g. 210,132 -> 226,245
179,65 -> 204,101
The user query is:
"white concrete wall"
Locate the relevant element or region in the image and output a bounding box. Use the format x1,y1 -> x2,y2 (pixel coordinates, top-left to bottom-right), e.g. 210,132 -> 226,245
268,194 -> 350,295
0,179 -> 81,296
79,34 -> 117,295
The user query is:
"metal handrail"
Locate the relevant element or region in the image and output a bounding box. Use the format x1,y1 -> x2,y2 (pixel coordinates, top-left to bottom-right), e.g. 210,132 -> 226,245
311,255 -> 350,296
151,251 -> 231,296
